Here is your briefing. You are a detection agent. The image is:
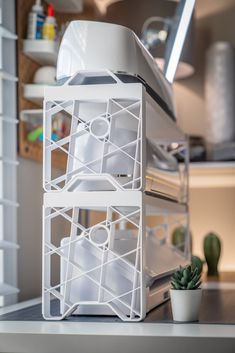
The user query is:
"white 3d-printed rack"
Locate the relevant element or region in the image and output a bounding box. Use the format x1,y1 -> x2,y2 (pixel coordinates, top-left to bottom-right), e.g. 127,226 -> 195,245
42,70 -> 190,322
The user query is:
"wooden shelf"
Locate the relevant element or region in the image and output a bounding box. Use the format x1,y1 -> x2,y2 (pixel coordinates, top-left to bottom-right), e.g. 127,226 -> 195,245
45,0 -> 83,13
189,162 -> 235,188
19,121 -> 66,170
18,0 -> 97,169
23,39 -> 58,66
19,110 -> 67,170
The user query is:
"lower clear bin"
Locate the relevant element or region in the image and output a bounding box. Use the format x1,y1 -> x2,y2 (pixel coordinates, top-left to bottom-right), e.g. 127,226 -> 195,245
42,191 -> 189,321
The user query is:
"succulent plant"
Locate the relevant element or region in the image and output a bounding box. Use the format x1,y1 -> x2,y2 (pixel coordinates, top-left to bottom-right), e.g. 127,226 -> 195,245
204,232 -> 221,277
171,265 -> 201,290
172,226 -> 193,253
191,255 -> 203,275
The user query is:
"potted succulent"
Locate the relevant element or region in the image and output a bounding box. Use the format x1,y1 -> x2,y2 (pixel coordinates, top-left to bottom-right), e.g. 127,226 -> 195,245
170,265 -> 202,322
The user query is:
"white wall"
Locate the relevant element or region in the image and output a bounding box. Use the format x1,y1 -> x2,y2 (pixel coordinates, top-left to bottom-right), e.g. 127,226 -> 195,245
17,158 -> 67,301
174,0 -> 235,271
190,187 -> 235,272
174,0 -> 235,137
17,158 -> 43,301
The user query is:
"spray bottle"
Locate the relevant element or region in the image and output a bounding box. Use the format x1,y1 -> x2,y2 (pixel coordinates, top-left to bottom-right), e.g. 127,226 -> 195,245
27,0 -> 45,40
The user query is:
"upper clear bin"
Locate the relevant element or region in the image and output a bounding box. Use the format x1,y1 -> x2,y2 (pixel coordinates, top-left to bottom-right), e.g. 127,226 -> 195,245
43,70 -> 188,204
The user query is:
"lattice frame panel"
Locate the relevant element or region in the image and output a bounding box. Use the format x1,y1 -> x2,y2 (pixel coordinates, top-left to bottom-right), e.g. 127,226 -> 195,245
43,202 -> 145,321
44,97 -> 142,192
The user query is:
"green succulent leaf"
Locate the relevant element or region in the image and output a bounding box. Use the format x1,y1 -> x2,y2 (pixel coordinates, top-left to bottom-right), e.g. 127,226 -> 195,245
171,281 -> 181,289
187,281 -> 195,289
193,274 -> 201,283
171,264 -> 202,290
172,273 -> 181,281
183,267 -> 190,281
194,281 -> 202,289
192,267 -> 198,277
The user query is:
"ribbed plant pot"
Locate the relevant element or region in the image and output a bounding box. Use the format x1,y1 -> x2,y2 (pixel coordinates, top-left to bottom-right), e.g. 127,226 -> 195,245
170,289 -> 202,322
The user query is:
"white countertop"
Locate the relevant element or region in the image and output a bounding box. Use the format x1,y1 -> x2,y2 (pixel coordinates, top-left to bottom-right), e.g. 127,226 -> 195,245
0,298 -> 234,353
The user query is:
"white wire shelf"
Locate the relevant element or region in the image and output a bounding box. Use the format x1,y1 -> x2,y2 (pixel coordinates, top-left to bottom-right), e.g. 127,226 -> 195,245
0,114 -> 18,124
0,0 -> 18,307
0,283 -> 19,296
0,240 -> 19,250
0,69 -> 18,82
0,25 -> 17,40
23,39 -> 58,66
0,198 -> 19,207
0,157 -> 19,166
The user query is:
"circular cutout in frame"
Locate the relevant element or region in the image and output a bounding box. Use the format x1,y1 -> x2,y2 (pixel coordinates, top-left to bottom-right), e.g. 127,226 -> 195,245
89,225 -> 110,246
90,115 -> 110,139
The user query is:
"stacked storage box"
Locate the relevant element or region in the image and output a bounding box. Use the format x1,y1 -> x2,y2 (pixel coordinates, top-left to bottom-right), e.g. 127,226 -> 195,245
42,21 -> 190,322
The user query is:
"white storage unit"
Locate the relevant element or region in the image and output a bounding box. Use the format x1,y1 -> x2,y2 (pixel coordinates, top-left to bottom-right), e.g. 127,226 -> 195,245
42,21 -> 190,322
42,71 -> 190,321
43,191 -> 188,321
0,0 -> 19,306
43,73 -> 188,203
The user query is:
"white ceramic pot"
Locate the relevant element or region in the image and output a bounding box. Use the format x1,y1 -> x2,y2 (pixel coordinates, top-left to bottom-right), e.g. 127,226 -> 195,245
170,289 -> 202,322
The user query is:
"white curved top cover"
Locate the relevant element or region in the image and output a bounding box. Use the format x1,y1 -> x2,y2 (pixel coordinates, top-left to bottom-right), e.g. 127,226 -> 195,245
56,21 -> 173,111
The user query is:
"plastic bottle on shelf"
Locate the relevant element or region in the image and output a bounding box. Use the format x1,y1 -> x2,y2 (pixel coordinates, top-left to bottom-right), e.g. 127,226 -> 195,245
27,0 -> 45,40
42,4 -> 57,41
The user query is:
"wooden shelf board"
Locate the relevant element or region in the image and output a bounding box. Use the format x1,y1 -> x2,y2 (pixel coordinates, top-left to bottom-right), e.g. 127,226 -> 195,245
45,0 -> 83,13
189,162 -> 235,188
19,136 -> 67,171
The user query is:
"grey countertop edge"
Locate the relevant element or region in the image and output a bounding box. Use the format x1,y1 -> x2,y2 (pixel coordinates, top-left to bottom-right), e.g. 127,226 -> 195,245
0,298 -> 235,338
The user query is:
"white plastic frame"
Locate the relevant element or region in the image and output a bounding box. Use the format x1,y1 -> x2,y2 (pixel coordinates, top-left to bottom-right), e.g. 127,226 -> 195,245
42,70 -> 190,322
43,79 -> 143,192
42,191 -> 189,322
43,71 -> 188,203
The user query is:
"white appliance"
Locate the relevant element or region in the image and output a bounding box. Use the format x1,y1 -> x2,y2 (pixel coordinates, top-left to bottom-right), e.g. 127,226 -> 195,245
42,20 -> 190,322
